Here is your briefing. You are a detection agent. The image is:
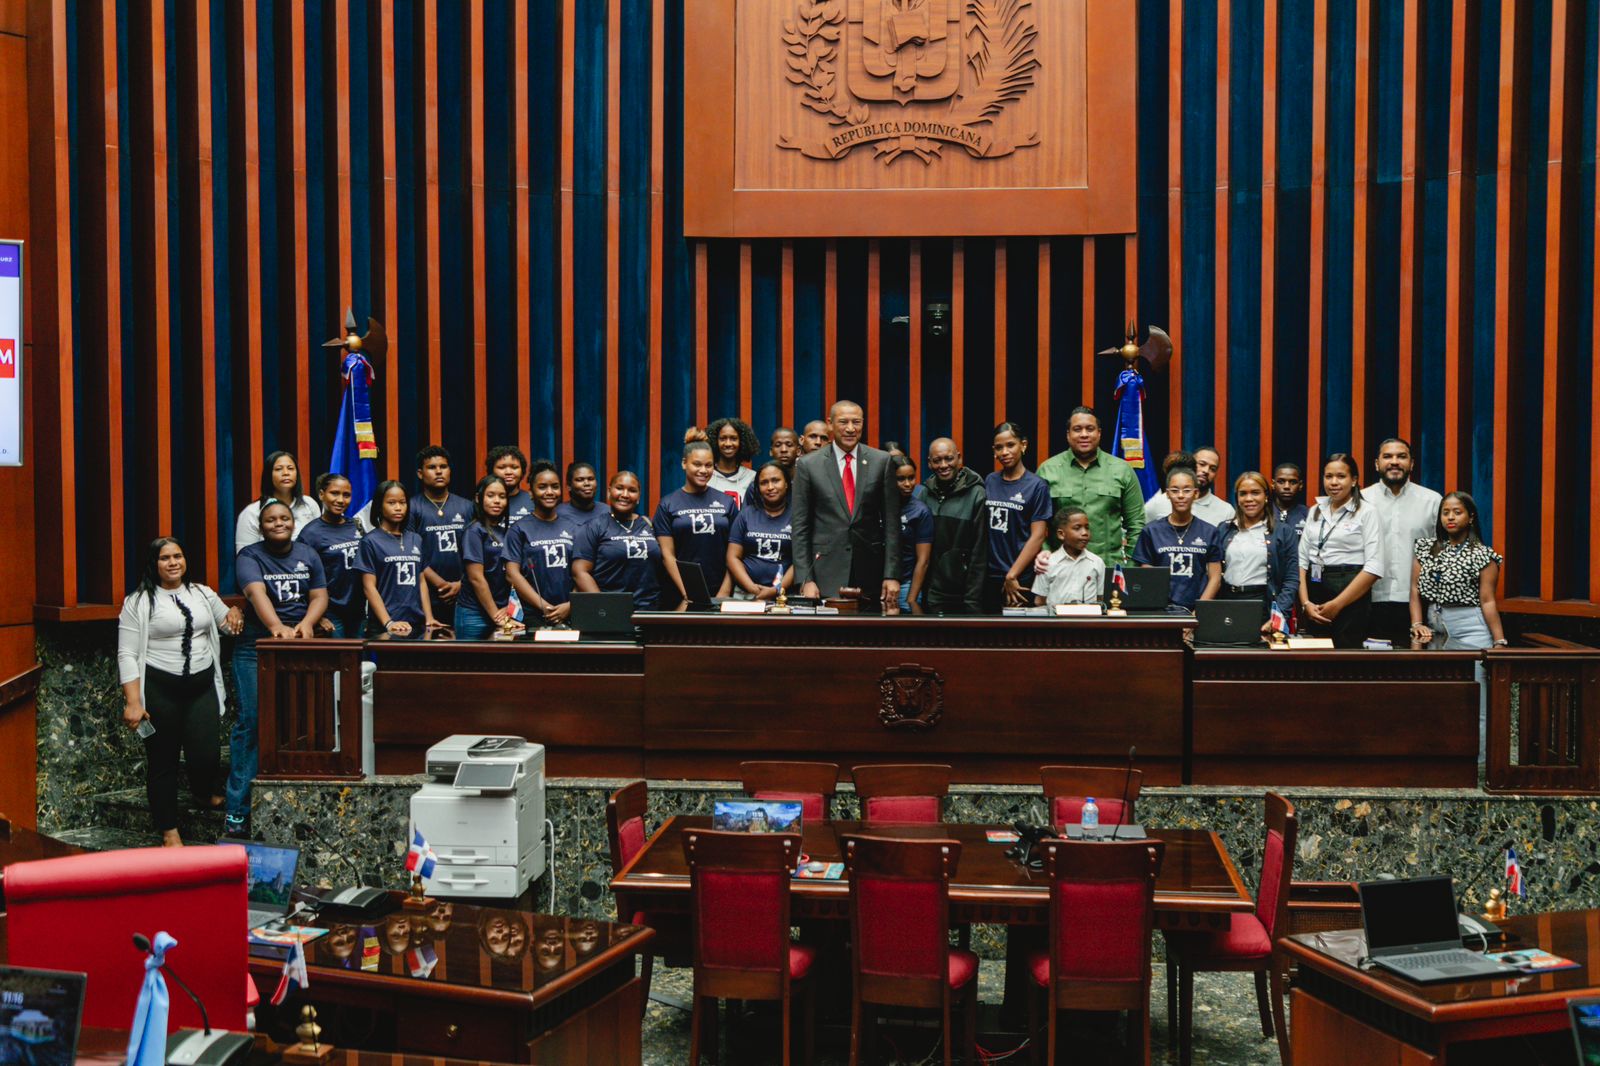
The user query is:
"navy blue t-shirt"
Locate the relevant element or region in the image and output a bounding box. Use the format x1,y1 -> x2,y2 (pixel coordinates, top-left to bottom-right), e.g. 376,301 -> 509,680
236,542 -> 327,627
573,513 -> 662,609
898,496 -> 935,585
505,490 -> 535,524
652,488 -> 733,593
407,492 -> 475,582
1133,515 -> 1221,609
984,470 -> 1054,577
354,528 -> 428,627
728,503 -> 793,590
460,521 -> 511,611
295,515 -> 364,610
504,511 -> 590,607
556,500 -> 602,527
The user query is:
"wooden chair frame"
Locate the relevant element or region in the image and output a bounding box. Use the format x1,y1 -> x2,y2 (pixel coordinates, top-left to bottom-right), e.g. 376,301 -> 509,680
741,761 -> 841,815
851,763 -> 953,823
1039,764 -> 1144,826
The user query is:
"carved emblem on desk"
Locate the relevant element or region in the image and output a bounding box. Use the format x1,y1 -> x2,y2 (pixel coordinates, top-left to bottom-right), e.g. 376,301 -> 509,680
878,663 -> 945,730
778,0 -> 1041,165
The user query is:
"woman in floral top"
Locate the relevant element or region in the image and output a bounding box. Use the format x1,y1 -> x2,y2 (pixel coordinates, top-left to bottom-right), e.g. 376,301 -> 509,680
1408,491 -> 1508,651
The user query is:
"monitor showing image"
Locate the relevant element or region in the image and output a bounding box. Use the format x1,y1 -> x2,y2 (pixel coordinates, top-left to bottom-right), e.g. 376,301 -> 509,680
222,841 -> 300,910
0,966 -> 87,1066
712,800 -> 804,834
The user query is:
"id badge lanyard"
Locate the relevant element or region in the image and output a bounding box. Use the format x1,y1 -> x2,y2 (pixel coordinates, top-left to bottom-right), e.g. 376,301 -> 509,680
1309,506 -> 1342,583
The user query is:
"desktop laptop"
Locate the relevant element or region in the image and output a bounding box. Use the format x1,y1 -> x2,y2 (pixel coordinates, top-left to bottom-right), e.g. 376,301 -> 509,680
1195,599 -> 1266,647
568,591 -> 638,638
1358,876 -> 1517,983
1570,997 -> 1600,1065
675,561 -> 719,610
711,800 -> 804,834
1105,566 -> 1169,613
218,839 -> 300,930
0,965 -> 87,1066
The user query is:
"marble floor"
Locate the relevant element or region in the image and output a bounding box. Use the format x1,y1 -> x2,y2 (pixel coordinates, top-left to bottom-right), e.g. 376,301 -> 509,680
640,960 -> 1283,1065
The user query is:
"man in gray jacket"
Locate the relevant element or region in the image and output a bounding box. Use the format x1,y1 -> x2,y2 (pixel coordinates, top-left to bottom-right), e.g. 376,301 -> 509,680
791,400 -> 902,612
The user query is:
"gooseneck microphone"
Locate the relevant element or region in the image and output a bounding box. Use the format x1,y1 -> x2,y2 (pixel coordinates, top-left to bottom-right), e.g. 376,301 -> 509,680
1109,745 -> 1137,842
1455,838 -> 1515,912
133,932 -> 212,1035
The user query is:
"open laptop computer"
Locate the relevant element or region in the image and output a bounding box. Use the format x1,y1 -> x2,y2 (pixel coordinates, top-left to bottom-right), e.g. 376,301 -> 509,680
676,560 -> 720,609
0,965 -> 87,1066
568,591 -> 638,639
1358,875 -> 1517,983
218,839 -> 300,930
1105,566 -> 1169,613
1195,599 -> 1266,647
1570,997 -> 1600,1065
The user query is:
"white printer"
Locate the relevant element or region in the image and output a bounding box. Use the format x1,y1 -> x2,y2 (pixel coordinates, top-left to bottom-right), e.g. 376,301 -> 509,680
410,735 -> 546,900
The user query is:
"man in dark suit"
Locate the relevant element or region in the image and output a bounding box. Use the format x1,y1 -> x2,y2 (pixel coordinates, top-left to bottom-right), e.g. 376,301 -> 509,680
791,400 -> 902,612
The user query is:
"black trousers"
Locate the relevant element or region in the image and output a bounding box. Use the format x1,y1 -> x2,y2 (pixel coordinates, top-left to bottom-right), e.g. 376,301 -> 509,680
1303,567 -> 1373,649
142,665 -> 221,833
981,572 -> 1035,613
1369,601 -> 1414,647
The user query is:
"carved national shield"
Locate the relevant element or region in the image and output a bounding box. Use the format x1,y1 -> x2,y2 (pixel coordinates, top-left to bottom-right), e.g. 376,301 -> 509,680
849,0 -> 963,103
878,663 -> 945,730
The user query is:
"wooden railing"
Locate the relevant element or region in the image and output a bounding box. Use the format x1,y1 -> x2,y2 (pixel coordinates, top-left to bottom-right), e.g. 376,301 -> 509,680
1485,635 -> 1600,793
257,639 -> 366,780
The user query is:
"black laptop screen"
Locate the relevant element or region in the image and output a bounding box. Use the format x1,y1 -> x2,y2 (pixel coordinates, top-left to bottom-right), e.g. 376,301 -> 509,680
1360,876 -> 1461,951
0,966 -> 87,1066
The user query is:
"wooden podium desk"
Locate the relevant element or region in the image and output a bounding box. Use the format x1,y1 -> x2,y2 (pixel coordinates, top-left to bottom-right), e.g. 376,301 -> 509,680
635,612 -> 1193,783
1283,910 -> 1600,1064
1191,649 -> 1483,787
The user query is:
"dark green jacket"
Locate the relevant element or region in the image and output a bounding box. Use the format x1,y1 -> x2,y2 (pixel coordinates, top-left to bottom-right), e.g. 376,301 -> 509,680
921,467 -> 988,614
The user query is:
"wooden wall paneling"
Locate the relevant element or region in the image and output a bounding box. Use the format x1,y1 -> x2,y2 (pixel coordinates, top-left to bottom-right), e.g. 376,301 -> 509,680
951,239 -> 965,442
470,0 -> 489,463
649,0 -> 665,499
1259,0 -> 1278,474
605,0 -> 622,471
1036,238 -> 1049,458
781,240 -> 795,431
1350,0 -> 1371,459
1167,0 -> 1184,448
381,0 -> 401,480
141,0 -> 174,535
824,239 -> 838,406
1124,233 -> 1137,324
1080,237 -> 1095,404
559,0 -> 577,463
866,239 -> 880,441
1490,1 -> 1518,585
181,0 -> 221,586
1397,0 -> 1420,442
1215,0 -> 1231,482
1593,1 -> 1600,603
1539,0 -> 1572,600
1306,0 -> 1327,478
289,2 -> 311,471
87,0 -> 126,600
423,0 -> 442,443
993,239 -> 1007,427
694,241 -> 708,426
908,239 -> 922,461
739,241 -> 753,425
1442,0 -> 1468,490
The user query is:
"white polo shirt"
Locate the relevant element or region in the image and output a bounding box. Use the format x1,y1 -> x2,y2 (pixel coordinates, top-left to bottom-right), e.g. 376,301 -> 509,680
1298,497 -> 1386,579
1360,480 -> 1442,603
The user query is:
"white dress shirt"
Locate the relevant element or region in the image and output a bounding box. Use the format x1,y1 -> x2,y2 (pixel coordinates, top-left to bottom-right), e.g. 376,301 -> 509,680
831,441 -> 859,478
1033,547 -> 1106,606
1222,523 -> 1271,588
1298,497 -> 1386,578
1146,490 -> 1234,526
1360,480 -> 1443,602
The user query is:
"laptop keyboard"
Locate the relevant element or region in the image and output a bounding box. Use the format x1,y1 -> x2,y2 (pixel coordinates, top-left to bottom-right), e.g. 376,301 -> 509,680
1389,950 -> 1485,970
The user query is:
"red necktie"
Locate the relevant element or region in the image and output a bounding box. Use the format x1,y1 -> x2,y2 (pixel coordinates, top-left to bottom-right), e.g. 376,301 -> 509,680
842,451 -> 856,514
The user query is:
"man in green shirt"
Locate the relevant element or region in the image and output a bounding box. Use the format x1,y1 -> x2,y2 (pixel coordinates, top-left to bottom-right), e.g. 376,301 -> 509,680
1035,406 -> 1147,565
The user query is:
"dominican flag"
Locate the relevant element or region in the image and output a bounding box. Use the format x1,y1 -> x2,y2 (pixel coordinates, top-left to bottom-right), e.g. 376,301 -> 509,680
1112,564 -> 1128,595
1506,848 -> 1525,898
329,344 -> 378,517
270,936 -> 309,1006
406,944 -> 438,980
406,828 -> 437,882
1112,366 -> 1157,499
1269,602 -> 1289,635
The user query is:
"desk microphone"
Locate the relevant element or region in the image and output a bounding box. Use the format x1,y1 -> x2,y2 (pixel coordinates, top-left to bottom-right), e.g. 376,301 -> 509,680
1109,745 -> 1137,842
133,933 -> 211,1034
135,932 -> 255,1066
1453,838 -> 1513,943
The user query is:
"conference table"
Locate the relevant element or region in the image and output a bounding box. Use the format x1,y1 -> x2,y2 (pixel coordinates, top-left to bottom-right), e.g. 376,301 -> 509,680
1283,909 -> 1600,1063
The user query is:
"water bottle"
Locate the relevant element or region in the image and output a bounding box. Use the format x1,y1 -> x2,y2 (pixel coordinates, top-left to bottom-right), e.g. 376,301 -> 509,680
1081,797 -> 1100,837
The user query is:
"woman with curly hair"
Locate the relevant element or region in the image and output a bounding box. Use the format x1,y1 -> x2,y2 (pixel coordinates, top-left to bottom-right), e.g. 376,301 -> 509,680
705,416 -> 759,509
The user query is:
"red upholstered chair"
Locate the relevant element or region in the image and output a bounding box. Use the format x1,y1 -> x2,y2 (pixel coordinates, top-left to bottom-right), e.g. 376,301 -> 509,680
841,835 -> 977,1066
4,845 -> 252,1031
683,829 -> 814,1065
606,780 -> 689,1017
1040,764 -> 1143,829
740,761 -> 840,821
1164,792 -> 1298,1066
851,764 -> 952,824
1026,839 -> 1165,1066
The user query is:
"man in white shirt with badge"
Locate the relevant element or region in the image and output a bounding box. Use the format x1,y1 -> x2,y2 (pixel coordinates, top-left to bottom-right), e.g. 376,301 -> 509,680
1360,437 -> 1441,647
1145,446 -> 1233,525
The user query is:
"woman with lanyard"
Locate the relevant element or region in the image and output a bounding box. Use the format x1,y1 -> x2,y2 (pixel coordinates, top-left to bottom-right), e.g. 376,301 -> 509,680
1298,452 -> 1385,648
505,461 -> 586,627
355,480 -> 439,637
1132,464 -> 1223,611
230,499 -> 328,835
118,537 -> 244,845
1409,492 -> 1507,651
983,421 -> 1054,611
456,475 -> 519,639
726,461 -> 795,600
299,473 -> 367,637
572,471 -> 662,609
654,440 -> 733,604
1213,471 -> 1299,632
233,450 -> 320,551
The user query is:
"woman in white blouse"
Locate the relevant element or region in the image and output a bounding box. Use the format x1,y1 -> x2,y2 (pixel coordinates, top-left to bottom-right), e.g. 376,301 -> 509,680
1297,452 -> 1387,648
233,450 -> 320,552
117,537 -> 244,846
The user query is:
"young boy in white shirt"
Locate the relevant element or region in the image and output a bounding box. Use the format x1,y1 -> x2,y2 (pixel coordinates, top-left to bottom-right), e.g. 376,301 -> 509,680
1033,506 -> 1106,607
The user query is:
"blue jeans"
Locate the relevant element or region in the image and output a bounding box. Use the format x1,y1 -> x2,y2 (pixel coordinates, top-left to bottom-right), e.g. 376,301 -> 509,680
453,600 -> 494,640
226,637 -> 259,820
